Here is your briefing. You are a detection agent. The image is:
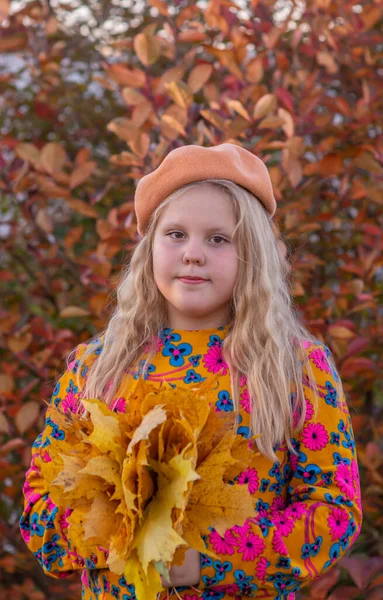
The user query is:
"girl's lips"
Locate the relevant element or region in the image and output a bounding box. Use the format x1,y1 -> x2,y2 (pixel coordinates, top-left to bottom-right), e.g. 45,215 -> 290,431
178,277 -> 208,285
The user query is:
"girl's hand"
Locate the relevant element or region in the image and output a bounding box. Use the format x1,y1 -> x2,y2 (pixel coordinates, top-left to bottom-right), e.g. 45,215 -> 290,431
160,548 -> 201,588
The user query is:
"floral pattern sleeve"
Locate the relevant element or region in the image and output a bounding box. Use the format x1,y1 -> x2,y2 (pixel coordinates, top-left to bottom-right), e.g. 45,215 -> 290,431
197,342 -> 363,598
19,343 -> 109,578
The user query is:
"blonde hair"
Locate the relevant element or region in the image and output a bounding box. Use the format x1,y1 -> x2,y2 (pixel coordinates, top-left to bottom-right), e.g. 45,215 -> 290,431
70,179 -> 344,463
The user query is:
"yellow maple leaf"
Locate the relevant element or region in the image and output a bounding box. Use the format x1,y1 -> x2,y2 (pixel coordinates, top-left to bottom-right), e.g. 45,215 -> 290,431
39,374 -> 261,600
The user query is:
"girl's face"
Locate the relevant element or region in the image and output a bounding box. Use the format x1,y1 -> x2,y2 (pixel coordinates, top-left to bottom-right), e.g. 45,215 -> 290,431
152,184 -> 239,330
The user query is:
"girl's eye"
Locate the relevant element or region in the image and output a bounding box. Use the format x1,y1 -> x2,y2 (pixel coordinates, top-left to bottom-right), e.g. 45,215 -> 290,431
167,232 -> 227,244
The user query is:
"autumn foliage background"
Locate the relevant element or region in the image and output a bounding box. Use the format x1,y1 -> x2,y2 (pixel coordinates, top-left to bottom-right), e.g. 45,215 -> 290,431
0,0 -> 382,598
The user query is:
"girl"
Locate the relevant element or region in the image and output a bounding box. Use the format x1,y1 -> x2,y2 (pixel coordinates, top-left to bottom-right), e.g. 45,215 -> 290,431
20,143 -> 363,600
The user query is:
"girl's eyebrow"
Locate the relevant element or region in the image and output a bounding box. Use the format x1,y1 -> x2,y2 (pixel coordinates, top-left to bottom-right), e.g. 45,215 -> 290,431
163,222 -> 231,234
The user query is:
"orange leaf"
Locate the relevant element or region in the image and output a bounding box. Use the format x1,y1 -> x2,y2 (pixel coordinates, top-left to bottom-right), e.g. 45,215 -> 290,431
65,198 -> 98,218
134,31 -> 161,67
187,63 -> 213,94
253,93 -> 277,119
69,161 -> 96,189
40,142 -> 68,176
59,306 -> 91,318
15,402 -> 40,434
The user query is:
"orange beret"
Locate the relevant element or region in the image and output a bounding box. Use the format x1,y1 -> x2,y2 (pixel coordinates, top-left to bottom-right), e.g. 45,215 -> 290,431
134,143 -> 277,235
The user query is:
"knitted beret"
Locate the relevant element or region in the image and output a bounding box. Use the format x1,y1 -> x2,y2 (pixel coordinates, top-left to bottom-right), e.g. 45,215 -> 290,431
134,143 -> 276,235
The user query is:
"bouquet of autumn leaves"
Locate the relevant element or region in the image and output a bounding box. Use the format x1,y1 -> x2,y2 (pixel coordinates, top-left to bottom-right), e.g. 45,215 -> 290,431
39,376 -> 260,599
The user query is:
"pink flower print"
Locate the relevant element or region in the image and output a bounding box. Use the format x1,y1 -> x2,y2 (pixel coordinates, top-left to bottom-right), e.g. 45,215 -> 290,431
46,498 -> 56,511
68,359 -> 76,370
290,452 -> 299,472
209,528 -> 238,555
41,450 -> 51,462
270,496 -> 286,513
236,531 -> 265,561
230,520 -> 251,536
59,507 -> 72,532
302,422 -> 329,451
81,569 -> 90,588
203,345 -> 228,375
284,502 -> 307,521
240,389 -> 251,413
144,335 -> 163,353
309,347 -> 331,373
211,584 -> 239,596
334,463 -> 355,500
237,468 -> 259,494
302,339 -> 312,349
273,514 -> 294,537
272,530 -> 288,555
62,391 -> 79,414
305,398 -> 314,422
112,397 -> 126,413
240,374 -> 247,387
328,507 -> 349,540
255,556 -> 270,582
351,459 -> 362,512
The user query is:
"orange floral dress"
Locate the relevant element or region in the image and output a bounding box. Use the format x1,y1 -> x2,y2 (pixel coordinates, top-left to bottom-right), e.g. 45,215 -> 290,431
20,324 -> 362,599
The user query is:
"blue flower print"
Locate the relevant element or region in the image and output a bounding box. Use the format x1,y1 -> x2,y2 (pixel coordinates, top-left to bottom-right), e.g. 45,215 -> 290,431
30,513 -> 44,537
46,506 -> 58,529
38,551 -> 59,572
162,342 -> 192,367
159,329 -> 181,346
72,359 -> 80,375
85,557 -> 97,568
333,452 -> 350,466
324,542 -> 341,569
295,463 -> 322,485
213,559 -> 232,581
292,567 -> 301,577
269,481 -> 283,495
201,553 -> 213,569
324,381 -> 338,407
201,590 -> 225,599
133,360 -> 156,380
184,369 -> 204,384
322,471 -> 333,485
258,516 -> 273,537
310,536 -> 323,556
207,334 -> 223,347
52,381 -> 60,396
234,570 -> 258,594
81,364 -> 89,378
111,585 -> 120,598
255,499 -> 269,511
339,532 -> 350,550
269,462 -> 282,479
342,437 -> 355,455
276,557 -> 291,569
215,390 -> 234,412
201,574 -> 220,586
94,346 -> 103,356
189,354 -> 202,367
260,478 -> 270,493
66,379 -> 78,394
330,432 -> 340,446
51,424 -> 65,441
118,577 -> 135,593
302,536 -> 322,559
237,425 -> 250,438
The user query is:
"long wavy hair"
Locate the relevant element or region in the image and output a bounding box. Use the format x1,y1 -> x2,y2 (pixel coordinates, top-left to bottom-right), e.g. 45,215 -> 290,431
69,179 -> 344,463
